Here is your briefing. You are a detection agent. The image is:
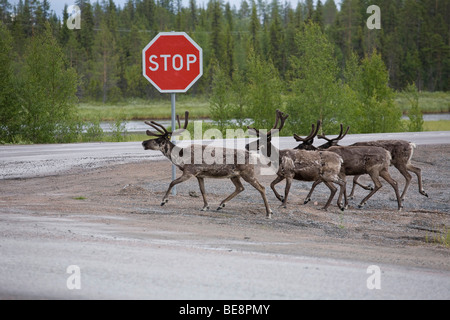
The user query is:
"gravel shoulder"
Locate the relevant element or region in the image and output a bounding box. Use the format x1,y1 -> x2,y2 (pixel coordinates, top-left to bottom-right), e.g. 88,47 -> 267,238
0,143 -> 449,299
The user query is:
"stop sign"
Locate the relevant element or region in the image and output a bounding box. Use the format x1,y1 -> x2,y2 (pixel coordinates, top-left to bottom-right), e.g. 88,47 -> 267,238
142,32 -> 203,93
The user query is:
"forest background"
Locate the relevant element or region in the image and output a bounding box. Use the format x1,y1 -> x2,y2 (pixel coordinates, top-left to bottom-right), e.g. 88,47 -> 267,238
0,0 -> 449,143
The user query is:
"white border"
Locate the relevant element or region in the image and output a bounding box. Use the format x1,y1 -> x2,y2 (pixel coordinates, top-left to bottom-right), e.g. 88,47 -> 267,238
142,32 -> 203,93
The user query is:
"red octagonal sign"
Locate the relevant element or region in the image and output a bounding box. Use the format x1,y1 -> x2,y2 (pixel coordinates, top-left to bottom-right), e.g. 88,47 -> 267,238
142,32 -> 203,93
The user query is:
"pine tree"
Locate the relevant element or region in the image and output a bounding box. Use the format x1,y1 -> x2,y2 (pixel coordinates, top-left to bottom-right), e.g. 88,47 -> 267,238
268,0 -> 284,76
249,1 -> 260,53
312,0 -> 324,29
92,19 -> 120,103
336,0 -> 363,57
0,0 -> 12,23
209,0 -> 224,62
323,0 -> 337,27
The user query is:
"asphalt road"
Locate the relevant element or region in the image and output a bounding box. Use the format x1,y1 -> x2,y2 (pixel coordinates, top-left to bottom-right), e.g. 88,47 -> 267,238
1,131 -> 449,179
1,210 -> 449,300
1,131 -> 449,300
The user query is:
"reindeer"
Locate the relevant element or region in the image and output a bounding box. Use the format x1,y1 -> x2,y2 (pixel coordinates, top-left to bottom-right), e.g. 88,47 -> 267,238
294,123 -> 403,210
246,110 -> 346,211
142,111 -> 273,218
297,123 -> 428,201
350,140 -> 427,201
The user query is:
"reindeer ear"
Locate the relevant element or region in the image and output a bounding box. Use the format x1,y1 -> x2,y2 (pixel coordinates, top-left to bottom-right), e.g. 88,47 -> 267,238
172,128 -> 187,137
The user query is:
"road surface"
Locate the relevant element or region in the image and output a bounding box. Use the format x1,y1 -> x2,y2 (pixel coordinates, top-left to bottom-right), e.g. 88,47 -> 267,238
0,131 -> 449,300
1,131 -> 449,179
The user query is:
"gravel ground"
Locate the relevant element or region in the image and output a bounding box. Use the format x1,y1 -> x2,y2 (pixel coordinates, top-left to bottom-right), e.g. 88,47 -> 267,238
0,143 -> 449,299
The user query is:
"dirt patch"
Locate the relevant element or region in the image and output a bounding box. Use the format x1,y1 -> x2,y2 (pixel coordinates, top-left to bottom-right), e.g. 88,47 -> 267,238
0,144 -> 449,271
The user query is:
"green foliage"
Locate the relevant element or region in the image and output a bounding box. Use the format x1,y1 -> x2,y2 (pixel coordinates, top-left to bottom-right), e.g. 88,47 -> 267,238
245,51 -> 283,129
357,51 -> 403,133
403,83 -> 424,132
287,22 -> 361,135
1,21 -> 81,144
17,23 -> 80,143
209,63 -> 234,132
209,51 -> 283,133
0,21 -> 19,142
1,0 -> 449,144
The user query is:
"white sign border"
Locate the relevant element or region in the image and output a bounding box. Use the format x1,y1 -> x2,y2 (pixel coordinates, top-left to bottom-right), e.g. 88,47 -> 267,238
142,32 -> 203,93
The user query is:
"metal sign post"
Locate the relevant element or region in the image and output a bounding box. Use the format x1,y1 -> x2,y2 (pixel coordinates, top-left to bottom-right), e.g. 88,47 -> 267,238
142,32 -> 203,196
171,93 -> 177,195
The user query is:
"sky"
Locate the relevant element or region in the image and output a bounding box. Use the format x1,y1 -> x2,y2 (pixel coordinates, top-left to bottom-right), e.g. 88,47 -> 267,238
9,0 -> 330,18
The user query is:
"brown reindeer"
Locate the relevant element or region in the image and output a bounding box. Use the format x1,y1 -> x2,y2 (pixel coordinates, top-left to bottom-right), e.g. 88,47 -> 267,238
142,111 -> 273,218
294,124 -> 404,210
321,145 -> 402,210
246,111 -> 346,210
305,123 -> 428,201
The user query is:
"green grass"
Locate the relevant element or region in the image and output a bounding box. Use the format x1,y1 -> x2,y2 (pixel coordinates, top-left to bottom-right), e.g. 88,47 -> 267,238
79,91 -> 450,122
425,227 -> 450,248
423,120 -> 450,131
75,92 -> 450,144
78,96 -> 210,121
395,91 -> 450,114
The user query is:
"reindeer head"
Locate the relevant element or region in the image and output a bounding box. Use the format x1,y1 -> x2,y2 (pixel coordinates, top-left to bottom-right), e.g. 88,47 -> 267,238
317,123 -> 350,149
245,109 -> 289,157
142,111 -> 189,152
293,120 -> 322,150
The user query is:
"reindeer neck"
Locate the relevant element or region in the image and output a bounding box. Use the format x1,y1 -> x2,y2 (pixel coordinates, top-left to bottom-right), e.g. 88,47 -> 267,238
161,140 -> 176,161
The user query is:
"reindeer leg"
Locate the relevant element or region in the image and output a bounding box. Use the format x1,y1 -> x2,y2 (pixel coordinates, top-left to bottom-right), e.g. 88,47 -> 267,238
380,169 -> 403,211
322,181 -> 337,211
394,164 -> 412,202
217,177 -> 245,211
334,176 -> 347,211
406,163 -> 428,198
196,177 -> 209,211
241,173 -> 273,219
349,176 -> 359,200
162,172 -> 192,206
358,172 -> 382,209
270,175 -> 285,202
349,175 -> 373,200
304,180 -> 321,205
281,176 -> 293,208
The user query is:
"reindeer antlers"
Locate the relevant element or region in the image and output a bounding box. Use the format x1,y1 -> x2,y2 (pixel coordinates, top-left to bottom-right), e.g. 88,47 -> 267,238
293,120 -> 322,142
145,111 -> 189,138
318,123 -> 350,143
248,109 -> 289,137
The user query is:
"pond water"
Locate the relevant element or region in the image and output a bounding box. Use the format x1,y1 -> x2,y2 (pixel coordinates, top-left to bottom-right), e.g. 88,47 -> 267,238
100,113 -> 450,133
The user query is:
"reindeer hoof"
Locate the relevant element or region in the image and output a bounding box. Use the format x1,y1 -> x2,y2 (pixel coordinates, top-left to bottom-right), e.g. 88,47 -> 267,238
304,198 -> 311,205
217,204 -> 225,211
201,206 -> 210,211
422,191 -> 429,198
266,211 -> 273,219
161,199 -> 168,206
358,203 -> 365,209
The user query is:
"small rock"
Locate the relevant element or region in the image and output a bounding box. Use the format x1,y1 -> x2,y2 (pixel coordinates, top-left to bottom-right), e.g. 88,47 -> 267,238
189,190 -> 200,198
